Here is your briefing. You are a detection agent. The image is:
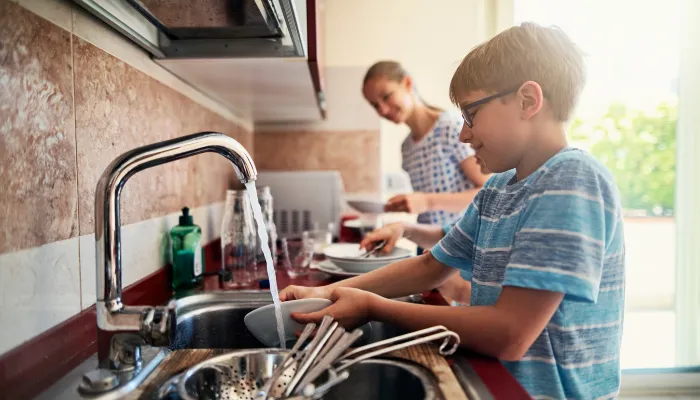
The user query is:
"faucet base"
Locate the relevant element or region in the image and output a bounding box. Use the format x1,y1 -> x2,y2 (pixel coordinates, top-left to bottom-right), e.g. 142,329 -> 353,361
77,345 -> 169,399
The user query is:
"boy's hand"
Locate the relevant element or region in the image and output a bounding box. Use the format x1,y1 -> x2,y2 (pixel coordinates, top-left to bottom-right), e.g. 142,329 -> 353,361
384,193 -> 430,214
360,223 -> 405,254
290,287 -> 380,329
279,285 -> 333,302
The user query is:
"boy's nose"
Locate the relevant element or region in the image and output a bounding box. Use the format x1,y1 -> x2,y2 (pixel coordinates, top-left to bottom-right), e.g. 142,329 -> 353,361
459,124 -> 473,144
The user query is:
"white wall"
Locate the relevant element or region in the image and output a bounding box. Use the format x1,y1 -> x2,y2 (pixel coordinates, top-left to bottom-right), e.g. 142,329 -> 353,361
324,0 -> 496,176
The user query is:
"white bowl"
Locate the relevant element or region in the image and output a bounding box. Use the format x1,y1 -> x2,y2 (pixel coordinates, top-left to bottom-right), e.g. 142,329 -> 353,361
346,199 -> 386,214
244,298 -> 332,347
323,243 -> 412,273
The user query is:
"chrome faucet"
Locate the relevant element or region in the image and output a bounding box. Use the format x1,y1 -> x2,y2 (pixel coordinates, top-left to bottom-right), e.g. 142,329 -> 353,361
84,132 -> 257,395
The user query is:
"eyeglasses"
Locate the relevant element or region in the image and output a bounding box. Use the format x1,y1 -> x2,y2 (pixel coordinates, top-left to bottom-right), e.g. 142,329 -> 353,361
460,89 -> 517,128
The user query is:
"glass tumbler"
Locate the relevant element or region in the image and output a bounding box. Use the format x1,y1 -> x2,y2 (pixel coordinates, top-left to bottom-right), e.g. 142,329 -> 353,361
279,235 -> 315,278
309,222 -> 334,259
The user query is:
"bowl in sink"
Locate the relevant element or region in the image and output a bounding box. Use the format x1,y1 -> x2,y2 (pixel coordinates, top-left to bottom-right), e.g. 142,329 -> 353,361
244,298 -> 332,347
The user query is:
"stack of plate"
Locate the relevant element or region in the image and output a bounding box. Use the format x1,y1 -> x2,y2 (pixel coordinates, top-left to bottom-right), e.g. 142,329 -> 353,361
317,243 -> 412,276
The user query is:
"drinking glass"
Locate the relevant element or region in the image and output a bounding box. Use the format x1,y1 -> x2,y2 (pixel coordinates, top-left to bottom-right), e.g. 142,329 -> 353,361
221,189 -> 257,287
279,235 -> 315,278
309,222 -> 334,258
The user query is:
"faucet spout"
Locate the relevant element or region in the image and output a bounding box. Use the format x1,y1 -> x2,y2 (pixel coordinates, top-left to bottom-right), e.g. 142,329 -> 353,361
94,132 -> 256,364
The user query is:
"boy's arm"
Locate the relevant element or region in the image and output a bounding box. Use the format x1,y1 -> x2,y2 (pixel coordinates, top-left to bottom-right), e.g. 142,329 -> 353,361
315,253 -> 456,299
293,285 -> 562,361
369,286 -> 563,360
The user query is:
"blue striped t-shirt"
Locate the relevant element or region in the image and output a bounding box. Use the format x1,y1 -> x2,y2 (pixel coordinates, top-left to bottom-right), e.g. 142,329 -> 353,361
431,148 -> 625,399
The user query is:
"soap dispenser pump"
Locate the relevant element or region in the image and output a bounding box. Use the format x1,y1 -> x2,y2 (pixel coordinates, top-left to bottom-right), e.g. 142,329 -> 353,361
170,207 -> 204,293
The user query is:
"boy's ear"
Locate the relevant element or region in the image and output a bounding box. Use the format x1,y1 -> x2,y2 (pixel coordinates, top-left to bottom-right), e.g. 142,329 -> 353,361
402,75 -> 413,91
517,81 -> 544,120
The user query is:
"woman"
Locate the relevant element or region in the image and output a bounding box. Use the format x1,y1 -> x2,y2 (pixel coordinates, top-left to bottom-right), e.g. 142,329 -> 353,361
362,61 -> 490,303
362,60 -> 489,225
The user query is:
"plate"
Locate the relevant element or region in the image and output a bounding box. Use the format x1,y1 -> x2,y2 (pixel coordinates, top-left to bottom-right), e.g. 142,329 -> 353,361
314,260 -> 361,277
244,298 -> 332,347
323,243 -> 412,273
323,243 -> 411,262
345,199 -> 386,214
342,219 -> 377,230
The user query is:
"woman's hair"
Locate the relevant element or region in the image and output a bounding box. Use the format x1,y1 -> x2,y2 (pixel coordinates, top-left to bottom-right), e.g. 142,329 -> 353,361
363,60 -> 408,84
363,60 -> 443,112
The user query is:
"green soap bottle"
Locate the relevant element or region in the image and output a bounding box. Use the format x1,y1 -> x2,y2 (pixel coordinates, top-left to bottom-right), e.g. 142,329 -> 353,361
170,207 -> 204,293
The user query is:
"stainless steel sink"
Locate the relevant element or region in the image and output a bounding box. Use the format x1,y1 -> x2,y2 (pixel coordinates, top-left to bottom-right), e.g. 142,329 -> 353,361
322,359 -> 440,400
39,291 -> 495,400
172,291 -> 273,350
171,291 -> 423,350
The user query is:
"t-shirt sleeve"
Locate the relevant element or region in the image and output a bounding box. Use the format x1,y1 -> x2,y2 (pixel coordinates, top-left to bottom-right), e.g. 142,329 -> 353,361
503,158 -> 620,303
445,116 -> 474,163
430,188 -> 484,280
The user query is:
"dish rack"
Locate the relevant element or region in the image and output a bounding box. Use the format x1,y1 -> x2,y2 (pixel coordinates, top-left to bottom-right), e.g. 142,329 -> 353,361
256,171 -> 345,239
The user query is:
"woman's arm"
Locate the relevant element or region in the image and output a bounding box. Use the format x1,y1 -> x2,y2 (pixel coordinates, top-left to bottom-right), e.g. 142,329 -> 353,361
384,157 -> 490,214
460,155 -> 490,187
385,191 -> 479,214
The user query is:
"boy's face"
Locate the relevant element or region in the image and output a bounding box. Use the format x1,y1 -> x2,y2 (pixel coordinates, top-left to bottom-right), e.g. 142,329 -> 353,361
457,87 -> 535,173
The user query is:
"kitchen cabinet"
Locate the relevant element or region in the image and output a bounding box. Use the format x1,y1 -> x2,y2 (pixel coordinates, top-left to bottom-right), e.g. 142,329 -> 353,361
73,0 -> 326,122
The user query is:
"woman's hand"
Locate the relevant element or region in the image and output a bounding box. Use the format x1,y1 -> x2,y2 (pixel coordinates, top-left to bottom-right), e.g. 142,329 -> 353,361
384,193 -> 430,214
359,222 -> 405,254
279,285 -> 333,302
290,287 -> 381,329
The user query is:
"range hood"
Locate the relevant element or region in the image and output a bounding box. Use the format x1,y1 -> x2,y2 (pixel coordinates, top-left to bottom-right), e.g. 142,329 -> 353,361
73,0 -> 326,123
73,0 -> 307,59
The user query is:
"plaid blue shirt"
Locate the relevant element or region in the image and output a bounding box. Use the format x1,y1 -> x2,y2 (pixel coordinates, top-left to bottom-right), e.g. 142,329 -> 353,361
401,111 -> 475,224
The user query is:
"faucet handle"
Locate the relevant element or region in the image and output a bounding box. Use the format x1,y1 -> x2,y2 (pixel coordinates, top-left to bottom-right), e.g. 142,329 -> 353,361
142,300 -> 177,347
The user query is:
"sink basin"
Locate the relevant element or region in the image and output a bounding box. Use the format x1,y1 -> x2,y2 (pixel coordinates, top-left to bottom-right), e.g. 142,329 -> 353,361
149,348 -> 440,400
171,291 -> 423,350
38,291 -> 494,400
323,359 -> 439,400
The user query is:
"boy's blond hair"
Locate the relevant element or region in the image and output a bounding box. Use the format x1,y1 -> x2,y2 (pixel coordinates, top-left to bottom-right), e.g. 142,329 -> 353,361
449,22 -> 586,122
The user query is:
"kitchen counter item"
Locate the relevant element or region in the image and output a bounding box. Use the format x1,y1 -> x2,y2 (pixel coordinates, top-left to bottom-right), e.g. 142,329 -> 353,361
222,189 -> 258,287
170,207 -> 204,293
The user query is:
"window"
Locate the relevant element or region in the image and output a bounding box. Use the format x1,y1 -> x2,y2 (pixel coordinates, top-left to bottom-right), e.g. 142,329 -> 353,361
508,0 -> 699,380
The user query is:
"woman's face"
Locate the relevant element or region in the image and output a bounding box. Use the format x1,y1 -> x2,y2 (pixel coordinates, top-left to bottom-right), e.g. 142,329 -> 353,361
362,76 -> 415,124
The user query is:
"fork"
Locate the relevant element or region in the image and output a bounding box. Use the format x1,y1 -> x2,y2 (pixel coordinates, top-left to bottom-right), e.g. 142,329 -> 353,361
358,240 -> 387,259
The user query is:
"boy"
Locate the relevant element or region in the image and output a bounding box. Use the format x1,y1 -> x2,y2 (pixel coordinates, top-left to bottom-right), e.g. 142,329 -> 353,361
280,22 -> 625,399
